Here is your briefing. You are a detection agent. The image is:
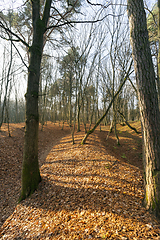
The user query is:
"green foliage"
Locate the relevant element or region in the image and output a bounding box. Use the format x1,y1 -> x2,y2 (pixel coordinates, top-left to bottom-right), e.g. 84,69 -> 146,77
58,46 -> 83,95
147,4 -> 158,43
59,46 -> 82,75
61,0 -> 82,14
105,164 -> 111,169
121,153 -> 126,159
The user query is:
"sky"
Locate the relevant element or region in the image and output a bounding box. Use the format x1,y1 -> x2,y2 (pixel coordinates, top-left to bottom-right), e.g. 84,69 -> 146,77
145,0 -> 157,8
0,0 -> 158,12
0,0 -> 158,100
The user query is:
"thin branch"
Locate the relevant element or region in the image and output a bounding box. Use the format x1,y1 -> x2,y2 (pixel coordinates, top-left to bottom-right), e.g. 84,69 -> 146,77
86,0 -> 111,8
46,13 -> 122,30
0,21 -> 29,48
12,42 -> 28,69
0,34 -> 24,43
42,0 -> 52,27
86,1 -> 127,8
145,6 -> 157,27
128,76 -> 137,93
50,6 -> 74,27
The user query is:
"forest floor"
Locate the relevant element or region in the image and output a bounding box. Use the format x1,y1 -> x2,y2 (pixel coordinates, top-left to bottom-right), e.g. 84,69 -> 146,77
0,121 -> 160,239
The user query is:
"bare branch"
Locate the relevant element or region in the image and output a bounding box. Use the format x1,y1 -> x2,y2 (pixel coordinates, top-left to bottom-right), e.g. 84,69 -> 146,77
85,0 -> 111,8
0,20 -> 29,48
12,42 -> 28,69
46,13 -> 122,31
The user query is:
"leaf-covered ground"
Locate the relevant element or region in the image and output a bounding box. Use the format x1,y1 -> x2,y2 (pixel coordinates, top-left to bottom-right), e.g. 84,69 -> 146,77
0,122 -> 160,239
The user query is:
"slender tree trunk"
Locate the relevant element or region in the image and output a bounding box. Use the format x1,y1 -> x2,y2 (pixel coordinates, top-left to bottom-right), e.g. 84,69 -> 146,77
77,105 -> 81,132
106,120 -> 113,141
127,0 -> 160,217
86,98 -> 89,123
0,38 -> 13,129
15,88 -> 18,123
82,99 -> 87,133
114,115 -> 120,145
19,0 -> 52,201
69,74 -> 72,127
81,60 -> 133,145
6,103 -> 11,137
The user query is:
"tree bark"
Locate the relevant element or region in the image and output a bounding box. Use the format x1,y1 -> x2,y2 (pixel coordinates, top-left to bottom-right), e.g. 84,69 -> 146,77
127,0 -> 160,217
19,0 -> 52,201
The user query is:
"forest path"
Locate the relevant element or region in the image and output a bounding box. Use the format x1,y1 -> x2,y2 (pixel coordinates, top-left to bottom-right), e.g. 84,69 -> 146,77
1,122 -> 160,239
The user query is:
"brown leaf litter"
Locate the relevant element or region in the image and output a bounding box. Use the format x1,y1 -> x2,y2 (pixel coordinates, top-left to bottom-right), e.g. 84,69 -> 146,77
0,122 -> 160,239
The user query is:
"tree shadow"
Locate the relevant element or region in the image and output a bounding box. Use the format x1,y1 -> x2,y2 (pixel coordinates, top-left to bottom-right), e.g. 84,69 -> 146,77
10,170 -> 148,240
0,123 -> 70,227
96,129 -> 143,170
21,142 -> 144,219
1,125 -> 159,240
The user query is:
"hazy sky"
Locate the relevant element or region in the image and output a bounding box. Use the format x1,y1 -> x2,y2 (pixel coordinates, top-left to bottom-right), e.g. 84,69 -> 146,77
0,0 -> 158,12
145,0 -> 157,10
0,0 -> 158,100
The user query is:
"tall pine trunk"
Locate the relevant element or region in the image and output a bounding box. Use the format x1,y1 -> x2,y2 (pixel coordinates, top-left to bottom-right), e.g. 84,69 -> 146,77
127,0 -> 160,217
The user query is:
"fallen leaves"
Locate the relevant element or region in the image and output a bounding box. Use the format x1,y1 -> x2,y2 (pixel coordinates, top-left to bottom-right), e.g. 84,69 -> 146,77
1,122 -> 160,239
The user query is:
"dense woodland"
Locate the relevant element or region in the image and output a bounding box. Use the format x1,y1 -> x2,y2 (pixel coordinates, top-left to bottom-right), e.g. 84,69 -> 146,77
0,0 -> 140,129
1,0 -> 160,223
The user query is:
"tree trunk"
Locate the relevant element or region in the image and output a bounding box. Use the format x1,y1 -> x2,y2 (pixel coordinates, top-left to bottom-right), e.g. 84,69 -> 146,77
20,37 -> 43,201
127,0 -> 160,217
0,38 -> 13,129
19,0 -> 51,201
69,74 -> 72,127
77,105 -> 81,132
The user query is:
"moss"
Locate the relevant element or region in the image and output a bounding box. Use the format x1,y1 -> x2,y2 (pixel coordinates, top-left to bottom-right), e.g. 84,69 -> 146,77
88,129 -> 94,134
143,190 -> 148,208
151,196 -> 156,211
153,170 -> 160,178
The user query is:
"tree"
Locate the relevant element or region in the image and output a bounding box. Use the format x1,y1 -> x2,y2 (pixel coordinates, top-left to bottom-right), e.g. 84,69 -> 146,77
59,46 -> 81,126
127,0 -> 160,217
0,0 -> 83,201
19,0 -> 52,201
